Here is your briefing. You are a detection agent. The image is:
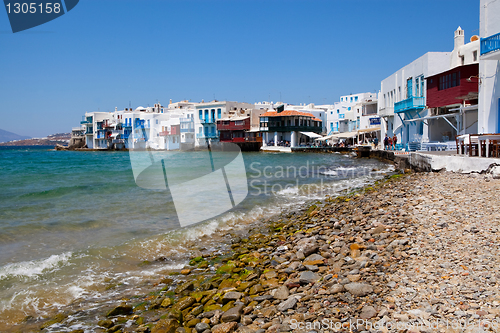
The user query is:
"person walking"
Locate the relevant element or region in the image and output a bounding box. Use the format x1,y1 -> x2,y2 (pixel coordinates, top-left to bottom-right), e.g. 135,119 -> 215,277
388,136 -> 393,150
393,135 -> 398,150
373,137 -> 379,150
384,135 -> 389,150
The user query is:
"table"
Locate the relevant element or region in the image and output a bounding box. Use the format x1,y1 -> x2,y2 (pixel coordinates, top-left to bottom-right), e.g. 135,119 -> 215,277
478,134 -> 500,157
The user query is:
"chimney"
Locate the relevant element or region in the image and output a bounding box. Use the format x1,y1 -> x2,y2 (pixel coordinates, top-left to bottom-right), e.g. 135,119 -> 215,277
454,26 -> 464,50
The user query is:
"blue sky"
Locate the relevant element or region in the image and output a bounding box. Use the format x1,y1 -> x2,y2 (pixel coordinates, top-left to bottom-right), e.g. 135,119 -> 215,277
0,0 -> 480,137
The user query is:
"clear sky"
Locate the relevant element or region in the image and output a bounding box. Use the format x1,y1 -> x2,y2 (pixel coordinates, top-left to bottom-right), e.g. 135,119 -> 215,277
0,0 -> 480,137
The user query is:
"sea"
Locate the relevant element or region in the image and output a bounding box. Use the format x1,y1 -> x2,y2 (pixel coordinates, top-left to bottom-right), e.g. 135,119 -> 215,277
0,146 -> 394,331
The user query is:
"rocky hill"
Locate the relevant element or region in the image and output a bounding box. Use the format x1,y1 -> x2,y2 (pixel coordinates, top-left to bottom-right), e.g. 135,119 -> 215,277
0,132 -> 70,146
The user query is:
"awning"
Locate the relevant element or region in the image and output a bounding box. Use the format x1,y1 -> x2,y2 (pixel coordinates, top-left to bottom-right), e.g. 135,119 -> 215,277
336,131 -> 358,139
300,131 -> 322,138
110,133 -> 120,138
357,126 -> 381,134
315,133 -> 338,141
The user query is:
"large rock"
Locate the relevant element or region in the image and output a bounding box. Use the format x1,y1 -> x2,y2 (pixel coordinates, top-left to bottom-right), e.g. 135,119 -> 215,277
175,281 -> 194,294
344,283 -> 374,297
151,319 -> 180,333
277,297 -> 297,312
222,292 -> 243,303
106,303 -> 133,317
272,285 -> 290,300
195,322 -> 210,333
298,271 -> 319,284
211,321 -> 239,333
220,304 -> 244,323
360,305 -> 377,319
490,165 -> 500,179
172,296 -> 195,311
329,284 -> 344,294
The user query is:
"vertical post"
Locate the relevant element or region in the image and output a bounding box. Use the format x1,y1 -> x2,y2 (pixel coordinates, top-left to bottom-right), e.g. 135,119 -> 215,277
274,132 -> 278,146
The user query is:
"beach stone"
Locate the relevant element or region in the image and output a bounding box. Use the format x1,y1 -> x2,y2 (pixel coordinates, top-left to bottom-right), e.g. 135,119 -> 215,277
106,303 -> 133,317
298,271 -> 319,284
175,281 -> 194,294
277,297 -> 297,312
161,298 -> 174,308
98,319 -> 114,328
272,285 -> 290,300
249,284 -> 264,295
195,322 -> 210,333
151,319 -> 180,333
220,304 -> 244,323
211,321 -> 239,333
222,292 -> 242,303
172,296 -> 196,311
329,284 -> 344,294
344,283 -> 373,296
302,244 -> 319,257
360,306 -> 377,319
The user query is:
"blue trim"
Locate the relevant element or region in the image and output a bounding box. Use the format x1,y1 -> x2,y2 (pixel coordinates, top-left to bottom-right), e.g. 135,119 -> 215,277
481,32 -> 500,55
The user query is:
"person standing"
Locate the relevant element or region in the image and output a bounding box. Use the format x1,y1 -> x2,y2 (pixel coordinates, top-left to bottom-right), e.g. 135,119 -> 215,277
384,135 -> 389,150
373,137 -> 379,150
393,135 -> 398,150
388,136 -> 393,150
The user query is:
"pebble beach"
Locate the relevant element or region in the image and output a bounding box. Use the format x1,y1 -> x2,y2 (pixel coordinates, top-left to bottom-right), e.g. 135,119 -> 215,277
30,170 -> 500,333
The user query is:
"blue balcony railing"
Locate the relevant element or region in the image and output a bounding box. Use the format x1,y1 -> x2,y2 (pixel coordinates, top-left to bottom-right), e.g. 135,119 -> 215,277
394,96 -> 425,113
200,118 -> 215,124
481,32 -> 500,55
196,133 -> 218,139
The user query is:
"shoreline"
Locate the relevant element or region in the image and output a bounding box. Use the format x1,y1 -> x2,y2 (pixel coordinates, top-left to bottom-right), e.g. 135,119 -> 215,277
20,171 -> 409,332
12,167 -> 500,332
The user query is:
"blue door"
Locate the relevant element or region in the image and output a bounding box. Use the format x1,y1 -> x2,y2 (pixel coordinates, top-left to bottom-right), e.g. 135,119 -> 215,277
407,78 -> 413,98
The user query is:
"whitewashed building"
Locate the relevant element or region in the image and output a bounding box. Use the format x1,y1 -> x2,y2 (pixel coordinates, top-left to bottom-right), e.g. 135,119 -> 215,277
479,0 -> 500,134
378,52 -> 450,148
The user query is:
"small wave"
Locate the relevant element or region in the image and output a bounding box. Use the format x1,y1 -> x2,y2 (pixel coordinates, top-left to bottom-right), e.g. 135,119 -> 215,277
0,252 -> 73,280
320,170 -> 338,176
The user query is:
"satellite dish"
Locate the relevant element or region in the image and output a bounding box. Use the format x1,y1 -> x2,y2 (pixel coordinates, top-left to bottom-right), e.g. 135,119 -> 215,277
471,35 -> 479,42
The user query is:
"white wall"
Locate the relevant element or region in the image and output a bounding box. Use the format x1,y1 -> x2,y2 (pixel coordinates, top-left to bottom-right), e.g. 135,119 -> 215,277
479,0 -> 500,134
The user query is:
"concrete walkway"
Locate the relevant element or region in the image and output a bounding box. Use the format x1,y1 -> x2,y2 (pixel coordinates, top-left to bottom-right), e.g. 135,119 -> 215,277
410,151 -> 500,173
260,146 -> 292,153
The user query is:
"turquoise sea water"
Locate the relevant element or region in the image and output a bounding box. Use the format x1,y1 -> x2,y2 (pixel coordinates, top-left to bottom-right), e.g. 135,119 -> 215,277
0,146 -> 393,331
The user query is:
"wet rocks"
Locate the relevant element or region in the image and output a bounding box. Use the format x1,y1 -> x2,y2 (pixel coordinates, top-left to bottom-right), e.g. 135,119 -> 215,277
106,303 -> 132,317
151,319 -> 180,333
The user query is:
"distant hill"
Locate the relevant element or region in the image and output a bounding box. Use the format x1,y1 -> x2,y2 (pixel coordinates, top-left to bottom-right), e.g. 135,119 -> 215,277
0,129 -> 30,143
0,132 -> 70,146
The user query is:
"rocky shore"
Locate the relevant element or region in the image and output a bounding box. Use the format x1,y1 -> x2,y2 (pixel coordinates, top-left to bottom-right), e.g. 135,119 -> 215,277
33,171 -> 500,333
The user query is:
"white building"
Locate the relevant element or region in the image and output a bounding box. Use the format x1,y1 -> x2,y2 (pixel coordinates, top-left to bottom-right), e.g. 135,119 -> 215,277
194,101 -> 254,146
326,93 -> 378,135
378,52 -> 450,147
479,0 -> 500,134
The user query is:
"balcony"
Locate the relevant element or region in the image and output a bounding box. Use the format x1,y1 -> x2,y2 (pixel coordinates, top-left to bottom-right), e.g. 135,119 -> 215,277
159,130 -> 169,136
180,127 -> 194,133
196,133 -> 219,139
85,127 -> 93,135
481,32 -> 500,60
180,117 -> 194,123
217,123 -> 249,131
80,116 -> 92,124
200,118 -> 215,124
394,96 -> 425,113
378,106 -> 394,117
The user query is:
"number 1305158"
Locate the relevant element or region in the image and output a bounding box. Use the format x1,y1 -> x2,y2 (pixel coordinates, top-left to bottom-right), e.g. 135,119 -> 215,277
5,3 -> 61,14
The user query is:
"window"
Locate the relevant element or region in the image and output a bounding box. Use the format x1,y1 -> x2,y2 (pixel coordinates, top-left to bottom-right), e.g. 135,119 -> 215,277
337,109 -> 339,113
355,96 -> 358,102
473,50 -> 478,62
439,71 -> 460,90
217,108 -> 221,119
199,110 -> 202,119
